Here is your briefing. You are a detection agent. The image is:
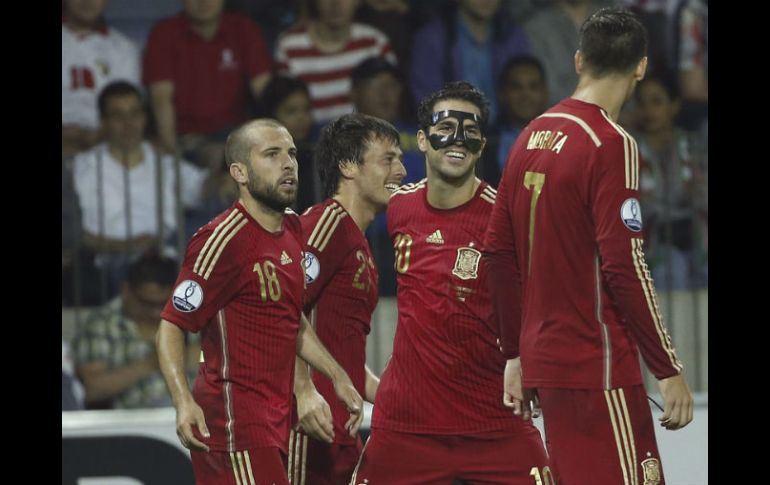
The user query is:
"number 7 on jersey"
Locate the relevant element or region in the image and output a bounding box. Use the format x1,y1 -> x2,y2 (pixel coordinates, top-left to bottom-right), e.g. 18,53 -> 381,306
523,171 -> 546,273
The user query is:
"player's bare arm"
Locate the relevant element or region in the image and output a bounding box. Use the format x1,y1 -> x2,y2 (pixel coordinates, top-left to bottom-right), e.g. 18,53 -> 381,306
156,319 -> 210,452
293,354 -> 334,443
295,314 -> 364,436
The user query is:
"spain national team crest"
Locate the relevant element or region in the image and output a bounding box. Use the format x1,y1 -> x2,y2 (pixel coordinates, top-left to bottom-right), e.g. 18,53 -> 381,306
452,247 -> 481,280
641,457 -> 661,485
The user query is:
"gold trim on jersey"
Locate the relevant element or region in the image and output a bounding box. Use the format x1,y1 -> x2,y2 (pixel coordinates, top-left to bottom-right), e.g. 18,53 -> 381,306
194,210 -> 242,274
219,310 -> 236,453
194,210 -> 248,280
595,255 -> 612,389
287,430 -> 308,485
243,450 -> 257,484
236,451 -> 249,485
287,430 -> 296,483
229,453 -> 243,485
204,218 -> 247,280
391,179 -> 427,197
481,186 -> 497,205
618,388 -> 639,484
611,389 -> 639,485
604,390 -> 634,485
307,203 -> 347,251
600,111 -> 640,190
538,112 -> 602,147
631,239 -> 682,371
349,435 -> 371,485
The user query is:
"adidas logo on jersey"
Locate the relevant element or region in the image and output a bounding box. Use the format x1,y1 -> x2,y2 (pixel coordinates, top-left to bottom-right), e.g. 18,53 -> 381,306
426,230 -> 445,244
280,251 -> 293,265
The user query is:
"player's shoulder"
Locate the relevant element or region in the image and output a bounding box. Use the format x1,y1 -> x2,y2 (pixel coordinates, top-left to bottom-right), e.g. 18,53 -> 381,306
189,205 -> 250,250
534,101 -> 633,151
184,205 -> 250,279
390,178 -> 427,202
477,181 -> 497,206
283,207 -> 302,232
303,199 -> 353,253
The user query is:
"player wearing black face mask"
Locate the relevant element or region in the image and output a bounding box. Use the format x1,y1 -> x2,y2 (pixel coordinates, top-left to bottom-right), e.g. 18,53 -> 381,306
351,81 -> 551,484
427,109 -> 485,154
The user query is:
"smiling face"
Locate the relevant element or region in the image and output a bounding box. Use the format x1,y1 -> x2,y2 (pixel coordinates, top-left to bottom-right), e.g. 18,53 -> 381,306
240,125 -> 299,213
349,135 -> 406,211
418,99 -> 485,183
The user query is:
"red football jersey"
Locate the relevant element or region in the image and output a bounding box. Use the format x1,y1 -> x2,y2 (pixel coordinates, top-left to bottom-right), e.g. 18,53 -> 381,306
484,98 -> 683,390
300,199 -> 378,445
372,180 -> 526,434
161,201 -> 306,452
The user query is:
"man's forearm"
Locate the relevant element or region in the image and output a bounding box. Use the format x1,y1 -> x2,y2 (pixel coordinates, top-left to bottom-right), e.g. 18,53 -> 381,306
156,319 -> 193,406
295,315 -> 344,383
294,355 -> 315,395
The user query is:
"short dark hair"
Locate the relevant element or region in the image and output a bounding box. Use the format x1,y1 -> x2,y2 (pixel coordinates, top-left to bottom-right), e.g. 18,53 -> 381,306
416,81 -> 490,132
315,113 -> 400,198
125,251 -> 178,289
579,7 -> 648,77
498,55 -> 546,89
351,57 -> 402,87
258,75 -> 310,118
224,118 -> 285,166
98,81 -> 145,117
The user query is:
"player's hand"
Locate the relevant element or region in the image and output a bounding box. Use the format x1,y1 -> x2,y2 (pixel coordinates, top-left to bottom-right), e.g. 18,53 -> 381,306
657,373 -> 694,430
296,387 -> 334,443
176,398 -> 210,451
503,358 -> 540,421
333,375 -> 363,437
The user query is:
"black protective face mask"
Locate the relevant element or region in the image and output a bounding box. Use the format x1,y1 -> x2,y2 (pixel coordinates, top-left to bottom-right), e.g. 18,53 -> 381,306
427,109 -> 484,154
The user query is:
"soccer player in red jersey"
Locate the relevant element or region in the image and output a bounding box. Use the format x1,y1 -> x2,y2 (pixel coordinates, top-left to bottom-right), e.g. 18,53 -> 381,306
155,119 -> 364,485
352,82 -> 550,485
484,8 -> 694,485
287,113 -> 406,485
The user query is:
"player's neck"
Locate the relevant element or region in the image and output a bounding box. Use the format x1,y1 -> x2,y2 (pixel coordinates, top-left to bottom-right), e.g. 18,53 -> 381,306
426,173 -> 480,209
238,196 -> 284,233
333,192 -> 376,233
571,75 -> 633,122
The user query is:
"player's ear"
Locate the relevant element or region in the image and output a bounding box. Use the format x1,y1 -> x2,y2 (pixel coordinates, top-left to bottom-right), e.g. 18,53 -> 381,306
229,162 -> 248,184
338,159 -> 358,179
574,50 -> 583,75
634,56 -> 648,81
416,129 -> 429,153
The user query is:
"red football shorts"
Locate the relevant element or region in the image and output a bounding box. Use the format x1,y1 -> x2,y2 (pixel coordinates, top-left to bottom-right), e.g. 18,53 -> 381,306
538,385 -> 665,485
351,426 -> 550,484
191,446 -> 289,485
286,429 -> 363,485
